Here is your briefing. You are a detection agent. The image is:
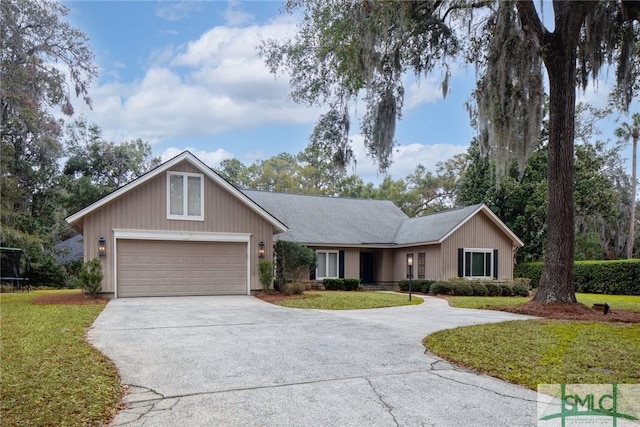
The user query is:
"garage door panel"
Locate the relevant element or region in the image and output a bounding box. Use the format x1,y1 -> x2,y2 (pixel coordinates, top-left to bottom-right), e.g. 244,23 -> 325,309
117,240 -> 246,297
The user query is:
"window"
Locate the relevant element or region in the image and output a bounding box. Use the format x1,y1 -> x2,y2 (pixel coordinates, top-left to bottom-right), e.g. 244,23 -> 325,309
418,253 -> 425,279
167,172 -> 203,220
316,250 -> 339,279
463,249 -> 493,278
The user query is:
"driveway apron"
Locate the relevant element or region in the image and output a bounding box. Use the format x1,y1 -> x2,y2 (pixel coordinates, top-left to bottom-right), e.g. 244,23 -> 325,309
88,295 -> 539,426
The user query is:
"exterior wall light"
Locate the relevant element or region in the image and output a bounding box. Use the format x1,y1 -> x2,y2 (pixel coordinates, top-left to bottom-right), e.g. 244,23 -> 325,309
98,237 -> 106,257
258,241 -> 265,259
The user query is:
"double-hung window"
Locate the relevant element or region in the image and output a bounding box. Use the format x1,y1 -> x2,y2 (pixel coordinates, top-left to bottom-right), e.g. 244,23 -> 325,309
167,172 -> 204,221
316,250 -> 338,279
463,248 -> 493,279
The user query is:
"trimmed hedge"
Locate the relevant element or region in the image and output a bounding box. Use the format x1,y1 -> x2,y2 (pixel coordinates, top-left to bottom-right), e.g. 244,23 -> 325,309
514,259 -> 640,295
426,279 -> 529,297
322,278 -> 360,291
398,280 -> 435,293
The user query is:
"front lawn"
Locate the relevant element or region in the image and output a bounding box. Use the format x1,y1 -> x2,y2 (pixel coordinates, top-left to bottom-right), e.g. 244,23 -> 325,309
424,320 -> 640,390
446,293 -> 640,312
0,290 -> 121,426
273,290 -> 422,310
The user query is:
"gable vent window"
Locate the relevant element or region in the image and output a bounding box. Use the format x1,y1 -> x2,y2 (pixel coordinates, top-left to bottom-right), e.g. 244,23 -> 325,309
167,172 -> 204,221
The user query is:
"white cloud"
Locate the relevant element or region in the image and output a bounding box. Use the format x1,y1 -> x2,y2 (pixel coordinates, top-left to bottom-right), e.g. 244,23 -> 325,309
73,15 -> 320,145
221,0 -> 254,27
155,2 -> 202,22
160,147 -> 234,168
350,135 -> 467,182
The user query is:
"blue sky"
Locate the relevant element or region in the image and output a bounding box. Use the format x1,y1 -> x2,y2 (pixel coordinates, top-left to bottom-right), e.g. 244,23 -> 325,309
63,0 -> 638,184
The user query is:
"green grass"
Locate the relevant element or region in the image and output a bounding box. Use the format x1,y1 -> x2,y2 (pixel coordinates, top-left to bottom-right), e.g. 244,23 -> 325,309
446,293 -> 640,312
424,320 -> 640,390
278,291 -> 422,310
1,290 -> 121,426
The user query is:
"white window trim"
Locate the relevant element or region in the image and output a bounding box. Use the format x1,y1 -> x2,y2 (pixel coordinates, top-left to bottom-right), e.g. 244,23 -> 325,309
463,248 -> 494,279
316,250 -> 339,280
167,172 -> 204,221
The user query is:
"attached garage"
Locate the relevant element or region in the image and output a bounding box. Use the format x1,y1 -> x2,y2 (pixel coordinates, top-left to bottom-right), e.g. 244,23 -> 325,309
116,239 -> 248,298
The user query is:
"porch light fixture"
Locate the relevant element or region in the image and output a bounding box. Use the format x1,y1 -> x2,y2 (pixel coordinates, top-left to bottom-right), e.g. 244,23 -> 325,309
258,241 -> 265,259
98,237 -> 106,257
406,253 -> 414,301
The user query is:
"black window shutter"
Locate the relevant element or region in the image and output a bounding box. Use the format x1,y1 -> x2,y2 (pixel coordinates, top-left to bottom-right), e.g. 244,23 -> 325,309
493,249 -> 499,279
457,248 -> 464,278
339,250 -> 345,278
310,266 -> 316,280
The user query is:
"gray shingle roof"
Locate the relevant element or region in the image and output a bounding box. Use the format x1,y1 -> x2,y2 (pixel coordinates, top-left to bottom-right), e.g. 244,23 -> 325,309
242,190 -> 408,245
53,234 -> 84,263
393,204 -> 483,245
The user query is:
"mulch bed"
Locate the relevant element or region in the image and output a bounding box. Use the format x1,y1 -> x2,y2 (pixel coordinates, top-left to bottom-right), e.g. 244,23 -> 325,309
32,290 -> 108,305
255,292 -> 308,304
494,301 -> 640,323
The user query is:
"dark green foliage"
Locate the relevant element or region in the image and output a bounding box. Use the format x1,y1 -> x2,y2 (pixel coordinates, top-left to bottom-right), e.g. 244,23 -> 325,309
470,282 -> 489,296
515,260 -> 640,295
514,263 -> 544,288
29,254 -> 67,287
512,284 -> 531,297
429,282 -> 454,295
274,240 -> 316,289
343,278 -> 360,291
452,282 -> 474,296
323,278 -> 343,291
322,278 -> 360,291
258,259 -> 274,294
485,283 -> 503,296
78,258 -> 103,298
398,280 -> 435,293
500,284 -> 513,296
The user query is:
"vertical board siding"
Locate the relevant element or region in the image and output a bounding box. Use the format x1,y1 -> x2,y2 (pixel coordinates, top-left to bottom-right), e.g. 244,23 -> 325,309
441,212 -> 514,280
392,245 -> 441,281
374,248 -> 395,283
82,160 -> 276,294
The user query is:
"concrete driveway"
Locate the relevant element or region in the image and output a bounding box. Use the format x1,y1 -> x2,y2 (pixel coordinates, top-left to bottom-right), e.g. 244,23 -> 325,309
88,295 -> 539,426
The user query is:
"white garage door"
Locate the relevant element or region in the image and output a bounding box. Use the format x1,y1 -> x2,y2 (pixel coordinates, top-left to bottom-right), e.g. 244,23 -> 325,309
117,240 -> 247,297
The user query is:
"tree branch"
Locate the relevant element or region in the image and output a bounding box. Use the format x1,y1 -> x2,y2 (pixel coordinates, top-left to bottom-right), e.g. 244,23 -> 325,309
515,0 -> 548,41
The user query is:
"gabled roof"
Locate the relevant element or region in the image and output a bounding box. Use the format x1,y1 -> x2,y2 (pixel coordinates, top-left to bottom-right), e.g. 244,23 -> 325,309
242,190 -> 408,246
394,204 -> 524,247
243,190 -> 523,248
65,151 -> 287,233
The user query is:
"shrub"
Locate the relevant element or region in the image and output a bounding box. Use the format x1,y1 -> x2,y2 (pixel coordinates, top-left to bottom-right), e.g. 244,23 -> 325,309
274,240 -> 316,285
78,258 -> 103,298
281,282 -> 305,296
343,278 -> 360,291
512,283 -> 530,297
323,278 -> 343,291
500,284 -> 513,296
516,260 -> 640,295
452,282 -> 474,296
470,282 -> 488,296
29,254 -> 67,288
258,259 -> 274,294
399,280 -> 435,293
429,282 -> 454,295
420,280 -> 435,293
485,283 -> 502,296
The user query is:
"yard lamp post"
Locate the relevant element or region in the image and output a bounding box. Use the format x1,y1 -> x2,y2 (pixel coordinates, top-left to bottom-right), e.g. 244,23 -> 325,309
258,241 -> 265,259
407,253 -> 413,301
98,237 -> 106,257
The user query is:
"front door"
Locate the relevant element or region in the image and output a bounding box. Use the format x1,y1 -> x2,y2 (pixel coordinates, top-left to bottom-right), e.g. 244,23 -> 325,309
359,252 -> 374,284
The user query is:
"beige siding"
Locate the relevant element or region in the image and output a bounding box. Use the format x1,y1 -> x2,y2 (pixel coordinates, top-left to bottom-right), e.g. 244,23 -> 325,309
441,211 -> 514,280
392,245 -> 441,281
374,248 -> 395,283
82,160 -> 276,295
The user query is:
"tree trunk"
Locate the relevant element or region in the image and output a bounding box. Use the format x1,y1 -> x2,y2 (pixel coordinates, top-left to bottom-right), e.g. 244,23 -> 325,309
532,2 -> 592,303
628,136 -> 637,259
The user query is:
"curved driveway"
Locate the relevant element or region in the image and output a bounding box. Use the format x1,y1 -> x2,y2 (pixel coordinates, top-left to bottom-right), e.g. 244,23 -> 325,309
88,295 -> 538,426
